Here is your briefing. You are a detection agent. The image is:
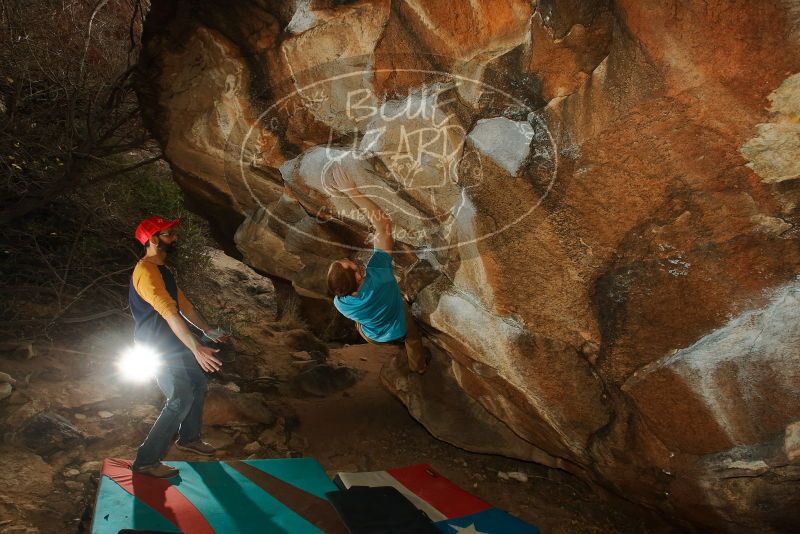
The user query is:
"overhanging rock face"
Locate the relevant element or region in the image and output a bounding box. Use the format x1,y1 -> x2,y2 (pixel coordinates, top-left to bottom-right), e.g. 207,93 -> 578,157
135,1 -> 800,530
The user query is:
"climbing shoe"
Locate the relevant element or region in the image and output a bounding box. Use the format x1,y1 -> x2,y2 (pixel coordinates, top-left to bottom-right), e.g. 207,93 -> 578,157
132,462 -> 179,478
175,439 -> 216,456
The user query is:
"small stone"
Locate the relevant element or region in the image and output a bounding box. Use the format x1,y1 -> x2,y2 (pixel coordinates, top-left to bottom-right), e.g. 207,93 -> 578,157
48,448 -> 83,472
257,428 -> 279,445
80,461 -> 102,473
129,404 -> 159,419
724,459 -> 768,471
222,382 -> 241,393
64,469 -> 80,478
291,359 -> 318,369
507,471 -> 528,483
784,421 -> 800,462
497,471 -> 509,480
751,214 -> 793,236
291,351 -> 311,361
64,480 -> 83,491
204,428 -> 235,450
243,441 -> 261,453
0,371 -> 16,385
74,413 -> 87,420
0,383 -> 11,401
97,411 -> 114,419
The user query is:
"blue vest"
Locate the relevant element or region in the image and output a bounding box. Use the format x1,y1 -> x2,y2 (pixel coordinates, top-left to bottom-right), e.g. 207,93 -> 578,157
128,264 -> 191,364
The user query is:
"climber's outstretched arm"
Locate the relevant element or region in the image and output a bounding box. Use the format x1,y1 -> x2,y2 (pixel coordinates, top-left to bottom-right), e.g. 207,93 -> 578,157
331,164 -> 393,253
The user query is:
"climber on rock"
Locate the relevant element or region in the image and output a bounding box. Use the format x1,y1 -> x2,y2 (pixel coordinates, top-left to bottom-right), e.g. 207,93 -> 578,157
326,164 -> 431,374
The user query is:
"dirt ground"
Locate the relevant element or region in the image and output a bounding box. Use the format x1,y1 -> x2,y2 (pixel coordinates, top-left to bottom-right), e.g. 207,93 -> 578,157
0,250 -> 679,533
288,344 -> 677,534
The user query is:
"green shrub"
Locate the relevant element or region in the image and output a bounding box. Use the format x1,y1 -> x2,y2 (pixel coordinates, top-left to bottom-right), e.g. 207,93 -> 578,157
95,158 -> 212,292
0,154 -> 214,339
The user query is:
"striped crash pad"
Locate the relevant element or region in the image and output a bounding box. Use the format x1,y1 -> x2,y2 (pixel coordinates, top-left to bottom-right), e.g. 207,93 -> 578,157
334,464 -> 540,533
92,458 -> 349,534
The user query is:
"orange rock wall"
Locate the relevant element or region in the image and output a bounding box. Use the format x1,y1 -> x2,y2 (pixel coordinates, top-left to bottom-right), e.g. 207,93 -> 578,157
136,1 -> 800,530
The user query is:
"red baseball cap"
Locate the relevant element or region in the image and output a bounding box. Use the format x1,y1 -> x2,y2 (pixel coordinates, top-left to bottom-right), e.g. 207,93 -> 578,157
134,216 -> 180,245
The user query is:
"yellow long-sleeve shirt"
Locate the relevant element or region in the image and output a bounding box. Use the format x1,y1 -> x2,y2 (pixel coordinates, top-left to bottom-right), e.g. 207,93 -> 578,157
131,260 -> 194,319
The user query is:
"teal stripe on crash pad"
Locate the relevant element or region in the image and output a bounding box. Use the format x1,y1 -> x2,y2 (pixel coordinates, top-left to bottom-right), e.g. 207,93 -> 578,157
92,474 -> 180,534
164,460 -> 326,534
242,458 -> 339,500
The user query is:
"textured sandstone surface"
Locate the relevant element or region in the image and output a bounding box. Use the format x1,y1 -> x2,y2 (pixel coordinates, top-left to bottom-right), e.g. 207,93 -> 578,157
136,1 -> 800,530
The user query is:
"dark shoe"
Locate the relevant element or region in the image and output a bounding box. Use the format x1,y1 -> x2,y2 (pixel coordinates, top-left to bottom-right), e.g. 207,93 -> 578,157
132,462 -> 179,478
175,439 -> 216,456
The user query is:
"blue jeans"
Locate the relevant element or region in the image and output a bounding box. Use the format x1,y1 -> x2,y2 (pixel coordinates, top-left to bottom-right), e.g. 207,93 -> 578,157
132,360 -> 208,468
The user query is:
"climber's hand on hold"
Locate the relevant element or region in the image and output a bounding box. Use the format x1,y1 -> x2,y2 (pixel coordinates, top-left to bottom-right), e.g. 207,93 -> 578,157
328,162 -> 392,251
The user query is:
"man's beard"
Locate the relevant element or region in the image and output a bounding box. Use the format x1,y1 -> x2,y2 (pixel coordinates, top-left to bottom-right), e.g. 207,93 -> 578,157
157,237 -> 177,255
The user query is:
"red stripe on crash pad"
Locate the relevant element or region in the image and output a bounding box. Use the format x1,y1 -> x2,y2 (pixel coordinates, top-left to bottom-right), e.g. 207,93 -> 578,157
102,458 -> 214,534
386,464 -> 491,519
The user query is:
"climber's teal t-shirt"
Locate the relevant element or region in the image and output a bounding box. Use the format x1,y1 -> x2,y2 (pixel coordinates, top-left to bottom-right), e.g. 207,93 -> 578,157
334,250 -> 406,342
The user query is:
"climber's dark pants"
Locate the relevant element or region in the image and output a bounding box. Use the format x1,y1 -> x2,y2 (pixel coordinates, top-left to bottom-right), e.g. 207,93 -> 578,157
356,301 -> 427,372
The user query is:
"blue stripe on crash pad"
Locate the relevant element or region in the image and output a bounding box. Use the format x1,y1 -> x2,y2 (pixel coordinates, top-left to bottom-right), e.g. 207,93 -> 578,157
163,460 -> 331,534
92,474 -> 180,534
436,507 -> 540,534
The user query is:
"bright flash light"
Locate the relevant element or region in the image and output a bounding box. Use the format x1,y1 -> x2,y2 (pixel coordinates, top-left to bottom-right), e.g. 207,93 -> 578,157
118,345 -> 161,382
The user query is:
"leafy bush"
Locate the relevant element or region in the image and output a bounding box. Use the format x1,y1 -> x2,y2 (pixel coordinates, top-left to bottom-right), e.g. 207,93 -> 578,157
93,157 -> 212,291
0,155 -> 212,340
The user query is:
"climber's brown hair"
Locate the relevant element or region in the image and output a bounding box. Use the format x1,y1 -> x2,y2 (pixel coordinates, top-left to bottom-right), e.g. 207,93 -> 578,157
327,260 -> 359,297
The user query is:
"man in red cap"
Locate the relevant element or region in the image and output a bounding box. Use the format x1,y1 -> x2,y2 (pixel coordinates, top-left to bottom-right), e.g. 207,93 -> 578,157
128,215 -> 227,478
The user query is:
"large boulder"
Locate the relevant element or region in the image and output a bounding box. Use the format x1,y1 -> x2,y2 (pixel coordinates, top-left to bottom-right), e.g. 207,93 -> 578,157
136,0 -> 800,530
